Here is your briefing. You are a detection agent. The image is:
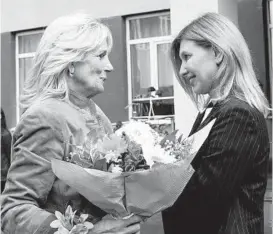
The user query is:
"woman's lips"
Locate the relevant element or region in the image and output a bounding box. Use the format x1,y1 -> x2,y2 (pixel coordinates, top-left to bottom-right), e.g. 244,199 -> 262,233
100,77 -> 106,82
187,75 -> 196,85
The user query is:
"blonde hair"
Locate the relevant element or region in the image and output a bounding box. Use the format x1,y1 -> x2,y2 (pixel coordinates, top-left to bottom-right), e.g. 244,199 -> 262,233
171,12 -> 270,117
20,12 -> 113,112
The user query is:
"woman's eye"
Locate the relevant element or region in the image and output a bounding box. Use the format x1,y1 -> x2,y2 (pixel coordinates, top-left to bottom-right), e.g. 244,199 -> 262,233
183,54 -> 191,61
98,51 -> 107,59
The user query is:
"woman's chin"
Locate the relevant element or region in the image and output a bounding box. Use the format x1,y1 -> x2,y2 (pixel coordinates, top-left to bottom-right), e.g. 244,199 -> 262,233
86,87 -> 104,98
192,87 -> 202,95
96,86 -> 105,95
192,86 -> 210,95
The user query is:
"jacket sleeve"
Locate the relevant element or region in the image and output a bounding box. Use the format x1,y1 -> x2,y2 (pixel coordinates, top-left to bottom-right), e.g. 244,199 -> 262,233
1,109 -> 65,234
186,106 -> 265,201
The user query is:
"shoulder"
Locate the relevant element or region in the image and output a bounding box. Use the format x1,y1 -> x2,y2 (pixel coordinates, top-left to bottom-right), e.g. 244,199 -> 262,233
22,98 -> 74,119
216,97 -> 264,123
212,97 -> 268,141
15,99 -> 74,138
20,98 -> 83,125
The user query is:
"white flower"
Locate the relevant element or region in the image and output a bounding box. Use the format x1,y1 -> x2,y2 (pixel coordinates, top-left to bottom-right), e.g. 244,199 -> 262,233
143,144 -> 176,164
109,164 -> 123,174
115,121 -> 162,147
104,151 -> 119,163
115,121 -> 163,166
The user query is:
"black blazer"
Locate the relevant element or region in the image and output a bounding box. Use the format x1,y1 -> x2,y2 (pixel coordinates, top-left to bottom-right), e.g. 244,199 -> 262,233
162,97 -> 270,234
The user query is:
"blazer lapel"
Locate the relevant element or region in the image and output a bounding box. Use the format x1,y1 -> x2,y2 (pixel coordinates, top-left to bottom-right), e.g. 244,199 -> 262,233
189,111 -> 206,136
195,104 -> 221,133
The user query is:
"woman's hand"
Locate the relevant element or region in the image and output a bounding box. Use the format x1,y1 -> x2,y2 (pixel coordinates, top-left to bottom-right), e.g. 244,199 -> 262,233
89,215 -> 142,234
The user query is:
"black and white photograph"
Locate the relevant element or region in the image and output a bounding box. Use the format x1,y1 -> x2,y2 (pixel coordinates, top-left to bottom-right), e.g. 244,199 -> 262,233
1,0 -> 272,233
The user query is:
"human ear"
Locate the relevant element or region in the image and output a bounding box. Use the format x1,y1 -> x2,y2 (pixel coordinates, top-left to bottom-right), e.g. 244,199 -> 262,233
68,63 -> 75,77
213,48 -> 224,65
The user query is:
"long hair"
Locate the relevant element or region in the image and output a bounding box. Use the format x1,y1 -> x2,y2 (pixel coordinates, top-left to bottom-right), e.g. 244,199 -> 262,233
20,12 -> 113,112
171,12 -> 270,117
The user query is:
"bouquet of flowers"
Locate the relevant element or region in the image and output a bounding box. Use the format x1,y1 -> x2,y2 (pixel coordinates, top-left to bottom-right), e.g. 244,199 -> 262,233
51,119 -> 216,222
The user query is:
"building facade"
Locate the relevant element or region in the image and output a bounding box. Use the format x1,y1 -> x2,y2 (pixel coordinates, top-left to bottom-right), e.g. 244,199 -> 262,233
1,0 -> 272,233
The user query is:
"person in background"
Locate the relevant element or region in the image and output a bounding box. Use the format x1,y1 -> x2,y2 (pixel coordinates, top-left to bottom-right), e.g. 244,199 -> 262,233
1,108 -> 12,193
1,13 -> 141,234
162,12 -> 271,234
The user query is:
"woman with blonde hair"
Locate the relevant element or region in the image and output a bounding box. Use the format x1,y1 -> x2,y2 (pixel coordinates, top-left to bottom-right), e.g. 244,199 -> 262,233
1,13 -> 141,234
162,12 -> 270,234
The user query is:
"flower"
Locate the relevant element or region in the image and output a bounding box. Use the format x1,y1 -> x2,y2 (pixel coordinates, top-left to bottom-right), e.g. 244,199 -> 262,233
144,144 -> 176,164
66,120 -> 192,173
51,118 -> 215,222
108,164 -> 123,174
104,151 -> 120,164
115,120 -> 161,147
115,120 -> 163,166
50,206 -> 93,234
96,134 -> 128,155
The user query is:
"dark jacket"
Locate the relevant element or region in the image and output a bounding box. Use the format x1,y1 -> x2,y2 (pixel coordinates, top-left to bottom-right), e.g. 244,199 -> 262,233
162,97 -> 270,234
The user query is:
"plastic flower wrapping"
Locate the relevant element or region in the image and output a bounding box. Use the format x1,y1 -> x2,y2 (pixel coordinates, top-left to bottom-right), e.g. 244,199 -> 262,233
51,119 -> 216,220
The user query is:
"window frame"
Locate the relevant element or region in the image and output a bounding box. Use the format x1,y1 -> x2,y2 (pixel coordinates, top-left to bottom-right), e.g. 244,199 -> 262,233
126,11 -> 174,120
15,29 -> 44,123
268,0 -> 273,106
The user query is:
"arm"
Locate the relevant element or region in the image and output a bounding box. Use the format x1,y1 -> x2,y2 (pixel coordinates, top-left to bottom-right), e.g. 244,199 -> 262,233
1,109 -> 65,234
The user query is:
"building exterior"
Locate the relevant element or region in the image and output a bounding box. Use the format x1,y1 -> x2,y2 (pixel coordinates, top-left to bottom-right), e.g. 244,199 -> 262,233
1,0 -> 272,233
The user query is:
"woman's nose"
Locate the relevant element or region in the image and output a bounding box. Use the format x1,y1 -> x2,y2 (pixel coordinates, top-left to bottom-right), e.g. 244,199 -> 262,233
105,57 -> 114,73
179,64 -> 187,78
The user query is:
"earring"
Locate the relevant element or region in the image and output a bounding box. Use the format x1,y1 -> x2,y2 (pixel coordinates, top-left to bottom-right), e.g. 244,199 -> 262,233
69,71 -> 74,77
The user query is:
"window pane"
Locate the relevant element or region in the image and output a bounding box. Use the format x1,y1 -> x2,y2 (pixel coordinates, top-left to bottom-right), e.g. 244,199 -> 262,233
19,57 -> 33,96
130,43 -> 151,98
157,43 -> 174,97
129,14 -> 171,39
132,98 -> 174,117
19,33 -> 43,53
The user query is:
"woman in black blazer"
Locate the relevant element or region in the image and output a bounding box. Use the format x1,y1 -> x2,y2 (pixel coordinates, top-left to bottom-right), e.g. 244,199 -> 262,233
162,12 -> 271,234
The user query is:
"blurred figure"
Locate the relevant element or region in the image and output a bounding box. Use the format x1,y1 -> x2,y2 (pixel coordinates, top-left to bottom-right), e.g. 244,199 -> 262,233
1,108 -> 12,193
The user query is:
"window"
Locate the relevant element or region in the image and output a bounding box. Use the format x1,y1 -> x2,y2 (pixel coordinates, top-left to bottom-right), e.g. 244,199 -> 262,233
126,12 -> 175,132
15,30 -> 44,122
